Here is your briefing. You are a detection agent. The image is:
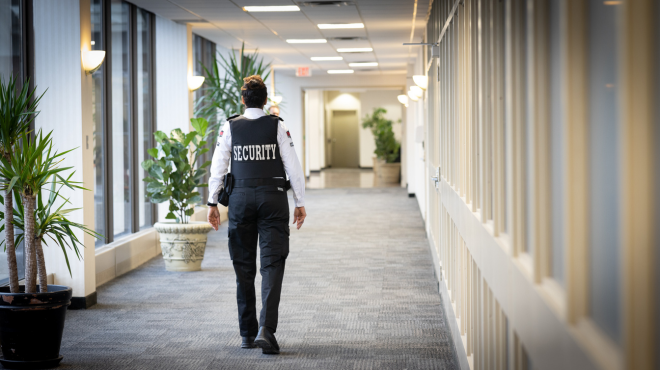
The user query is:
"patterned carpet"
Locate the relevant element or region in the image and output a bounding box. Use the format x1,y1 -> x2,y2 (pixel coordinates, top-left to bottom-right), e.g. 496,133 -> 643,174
59,188 -> 458,370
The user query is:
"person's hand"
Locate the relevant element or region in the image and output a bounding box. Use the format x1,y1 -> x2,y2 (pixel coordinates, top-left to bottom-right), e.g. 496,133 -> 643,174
208,206 -> 220,231
293,206 -> 306,230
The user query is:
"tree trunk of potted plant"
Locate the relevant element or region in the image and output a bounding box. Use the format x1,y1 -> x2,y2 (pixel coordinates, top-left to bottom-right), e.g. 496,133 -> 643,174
35,236 -> 48,293
22,195 -> 37,294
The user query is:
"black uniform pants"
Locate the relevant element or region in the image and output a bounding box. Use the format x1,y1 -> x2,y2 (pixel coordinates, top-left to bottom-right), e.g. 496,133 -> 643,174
227,185 -> 290,337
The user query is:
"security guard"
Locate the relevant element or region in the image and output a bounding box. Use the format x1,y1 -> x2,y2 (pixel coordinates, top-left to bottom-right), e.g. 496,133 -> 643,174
207,75 -> 306,355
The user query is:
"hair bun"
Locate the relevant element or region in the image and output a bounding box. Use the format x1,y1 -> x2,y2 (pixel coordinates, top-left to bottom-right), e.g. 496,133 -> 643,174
243,75 -> 265,90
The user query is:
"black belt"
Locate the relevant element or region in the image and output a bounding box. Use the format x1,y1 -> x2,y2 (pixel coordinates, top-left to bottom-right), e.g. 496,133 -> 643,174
233,178 -> 287,188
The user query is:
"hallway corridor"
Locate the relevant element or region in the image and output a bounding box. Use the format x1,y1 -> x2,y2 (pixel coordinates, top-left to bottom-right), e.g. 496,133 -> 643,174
59,188 -> 457,370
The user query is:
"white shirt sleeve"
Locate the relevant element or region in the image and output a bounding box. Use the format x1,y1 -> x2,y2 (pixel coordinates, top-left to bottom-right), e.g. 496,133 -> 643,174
277,122 -> 305,208
207,121 -> 232,205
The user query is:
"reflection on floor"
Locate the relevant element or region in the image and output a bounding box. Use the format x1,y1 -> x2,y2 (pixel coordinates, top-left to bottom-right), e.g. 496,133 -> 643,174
61,188 -> 457,369
306,168 -> 401,189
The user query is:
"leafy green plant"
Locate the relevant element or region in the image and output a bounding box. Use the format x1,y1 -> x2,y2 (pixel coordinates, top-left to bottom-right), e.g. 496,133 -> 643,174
0,130 -> 85,293
362,107 -> 401,163
141,118 -> 212,223
0,76 -> 44,293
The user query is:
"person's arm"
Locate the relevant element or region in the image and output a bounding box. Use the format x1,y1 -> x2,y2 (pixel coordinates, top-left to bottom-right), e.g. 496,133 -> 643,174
207,121 -> 231,230
277,122 -> 306,229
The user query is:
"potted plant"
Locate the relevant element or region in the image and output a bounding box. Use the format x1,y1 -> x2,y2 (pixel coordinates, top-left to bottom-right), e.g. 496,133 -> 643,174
362,107 -> 401,184
142,118 -> 213,272
0,129 -> 98,369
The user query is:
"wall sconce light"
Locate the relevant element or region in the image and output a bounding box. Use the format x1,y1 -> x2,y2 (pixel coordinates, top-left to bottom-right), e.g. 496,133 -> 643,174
407,90 -> 419,102
410,86 -> 423,98
188,76 -> 205,91
271,96 -> 283,105
82,50 -> 106,74
397,94 -> 408,105
413,75 -> 428,90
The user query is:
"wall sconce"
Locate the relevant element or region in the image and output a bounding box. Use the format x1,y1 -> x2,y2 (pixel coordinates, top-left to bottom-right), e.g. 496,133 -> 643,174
188,76 -> 205,91
413,75 -> 428,90
407,90 -> 419,102
410,86 -> 423,98
82,50 -> 106,74
397,94 -> 408,105
271,96 -> 283,105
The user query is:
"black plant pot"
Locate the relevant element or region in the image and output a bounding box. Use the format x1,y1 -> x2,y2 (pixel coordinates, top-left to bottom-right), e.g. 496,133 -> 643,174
0,285 -> 72,369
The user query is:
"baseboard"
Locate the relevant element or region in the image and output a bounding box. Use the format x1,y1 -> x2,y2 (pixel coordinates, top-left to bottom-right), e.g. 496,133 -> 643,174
309,170 -> 321,174
69,291 -> 97,310
408,193 -> 416,198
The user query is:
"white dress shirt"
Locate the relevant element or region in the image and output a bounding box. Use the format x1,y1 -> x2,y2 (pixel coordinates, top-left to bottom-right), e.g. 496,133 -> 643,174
207,108 -> 306,207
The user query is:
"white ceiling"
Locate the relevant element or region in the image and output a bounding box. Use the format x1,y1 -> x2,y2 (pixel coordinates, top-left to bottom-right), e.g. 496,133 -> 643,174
127,0 -> 430,76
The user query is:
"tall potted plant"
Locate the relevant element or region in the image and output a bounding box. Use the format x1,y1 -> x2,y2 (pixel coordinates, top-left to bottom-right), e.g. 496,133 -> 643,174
142,118 -> 213,272
0,76 -> 43,293
362,107 -> 401,184
0,130 -> 99,369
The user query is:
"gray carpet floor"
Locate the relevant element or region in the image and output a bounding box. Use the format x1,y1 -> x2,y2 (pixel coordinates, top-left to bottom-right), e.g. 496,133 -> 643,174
59,188 -> 458,370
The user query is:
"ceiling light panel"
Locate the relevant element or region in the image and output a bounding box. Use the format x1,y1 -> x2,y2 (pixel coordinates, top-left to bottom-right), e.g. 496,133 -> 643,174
337,47 -> 373,53
286,39 -> 327,43
311,56 -> 343,61
348,62 -> 378,67
243,6 -> 300,12
317,23 -> 364,29
327,69 -> 354,74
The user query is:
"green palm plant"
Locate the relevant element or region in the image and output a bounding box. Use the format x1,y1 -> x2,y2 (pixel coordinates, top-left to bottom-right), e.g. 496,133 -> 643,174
0,130 -> 83,293
195,42 -> 272,124
362,108 -> 401,163
0,76 -> 44,293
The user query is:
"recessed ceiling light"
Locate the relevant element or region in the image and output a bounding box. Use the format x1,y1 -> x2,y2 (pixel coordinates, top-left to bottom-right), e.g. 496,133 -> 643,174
349,62 -> 378,67
328,70 -> 354,74
243,6 -> 300,12
311,56 -> 344,61
337,47 -> 373,53
287,39 -> 327,44
318,23 -> 364,29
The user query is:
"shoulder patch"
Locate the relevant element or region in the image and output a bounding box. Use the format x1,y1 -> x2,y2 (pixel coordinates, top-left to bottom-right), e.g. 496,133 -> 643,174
286,131 -> 291,139
270,114 -> 284,121
227,114 -> 240,120
219,130 -> 224,137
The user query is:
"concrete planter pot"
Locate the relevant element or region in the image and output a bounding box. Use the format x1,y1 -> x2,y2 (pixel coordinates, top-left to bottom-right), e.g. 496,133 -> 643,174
378,161 -> 401,184
154,221 -> 213,272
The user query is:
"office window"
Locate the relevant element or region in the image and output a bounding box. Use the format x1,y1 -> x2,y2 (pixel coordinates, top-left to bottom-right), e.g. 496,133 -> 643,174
91,0 -> 106,246
548,0 -> 565,285
136,8 -> 153,229
193,34 -> 216,203
94,0 -> 155,246
588,0 -> 622,344
0,0 -> 25,284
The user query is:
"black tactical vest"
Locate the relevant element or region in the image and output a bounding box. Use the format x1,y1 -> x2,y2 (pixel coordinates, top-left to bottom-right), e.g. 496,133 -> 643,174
229,115 -> 286,180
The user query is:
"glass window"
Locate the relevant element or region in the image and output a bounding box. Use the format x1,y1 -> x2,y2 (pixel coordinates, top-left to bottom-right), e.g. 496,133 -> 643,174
91,0 -> 106,246
588,0 -> 622,344
136,8 -> 153,229
110,0 -> 131,238
0,0 -> 25,284
549,0 -> 564,285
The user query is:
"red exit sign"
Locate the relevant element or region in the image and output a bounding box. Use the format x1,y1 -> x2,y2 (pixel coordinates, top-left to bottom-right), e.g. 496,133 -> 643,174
296,66 -> 311,77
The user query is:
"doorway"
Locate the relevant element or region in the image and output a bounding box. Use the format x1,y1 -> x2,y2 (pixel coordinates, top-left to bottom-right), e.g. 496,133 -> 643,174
329,110 -> 359,168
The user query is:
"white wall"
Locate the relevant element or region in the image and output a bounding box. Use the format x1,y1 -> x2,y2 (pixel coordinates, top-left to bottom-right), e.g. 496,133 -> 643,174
359,90 -> 404,168
33,0 -> 95,298
304,89 -> 325,173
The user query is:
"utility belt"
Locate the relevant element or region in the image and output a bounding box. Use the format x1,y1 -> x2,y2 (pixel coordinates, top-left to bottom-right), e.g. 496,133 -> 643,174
218,174 -> 290,206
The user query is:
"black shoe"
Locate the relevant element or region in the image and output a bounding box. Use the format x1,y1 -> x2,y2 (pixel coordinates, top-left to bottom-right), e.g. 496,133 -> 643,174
254,326 -> 280,354
241,336 -> 257,349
